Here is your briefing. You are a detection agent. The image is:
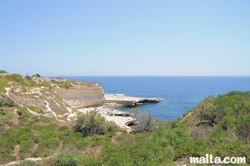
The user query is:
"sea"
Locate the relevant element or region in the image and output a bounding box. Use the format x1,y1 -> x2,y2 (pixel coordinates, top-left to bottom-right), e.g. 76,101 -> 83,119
63,76 -> 250,120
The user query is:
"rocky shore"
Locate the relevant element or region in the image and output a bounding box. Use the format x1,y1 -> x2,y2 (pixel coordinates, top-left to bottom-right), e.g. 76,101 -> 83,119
75,94 -> 162,130
0,73 -> 162,130
104,94 -> 163,107
56,88 -> 163,129
78,106 -> 135,131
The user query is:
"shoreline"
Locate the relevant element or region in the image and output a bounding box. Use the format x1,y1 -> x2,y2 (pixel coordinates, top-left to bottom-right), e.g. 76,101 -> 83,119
104,93 -> 163,107
78,105 -> 135,131
74,94 -> 163,130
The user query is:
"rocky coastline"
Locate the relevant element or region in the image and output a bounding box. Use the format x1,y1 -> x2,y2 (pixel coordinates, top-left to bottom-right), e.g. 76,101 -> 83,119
104,93 -> 163,107
0,73 -> 162,130
75,94 -> 162,131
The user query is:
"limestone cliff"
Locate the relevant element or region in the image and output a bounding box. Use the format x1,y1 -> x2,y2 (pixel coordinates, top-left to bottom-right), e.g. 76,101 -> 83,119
0,73 -> 105,121
56,84 -> 104,108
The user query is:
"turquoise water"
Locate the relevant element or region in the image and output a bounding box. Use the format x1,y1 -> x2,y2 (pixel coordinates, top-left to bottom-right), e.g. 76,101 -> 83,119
63,76 -> 250,120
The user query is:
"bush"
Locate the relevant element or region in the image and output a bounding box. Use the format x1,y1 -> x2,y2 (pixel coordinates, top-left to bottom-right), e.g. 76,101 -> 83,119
40,128 -> 57,140
0,108 -> 12,119
0,70 -> 7,73
72,110 -> 118,137
55,151 -> 82,166
129,109 -> 155,132
27,105 -> 44,114
0,87 -> 6,93
17,107 -> 31,118
136,111 -> 154,131
39,115 -> 54,123
7,74 -> 23,82
57,80 -> 73,89
55,145 -> 82,166
59,125 -> 70,131
32,73 -> 41,78
0,96 -> 16,107
236,114 -> 250,144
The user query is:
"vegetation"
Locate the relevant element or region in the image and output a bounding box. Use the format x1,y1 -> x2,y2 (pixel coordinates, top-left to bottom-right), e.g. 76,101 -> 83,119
129,108 -> 155,131
0,108 -> 12,119
5,73 -> 24,82
27,105 -> 44,114
72,110 -> 118,137
0,75 -> 8,93
32,73 -> 41,78
0,95 -> 16,107
0,70 -> 7,73
0,73 -> 98,92
55,148 -> 83,166
53,80 -> 74,89
0,73 -> 250,166
17,107 -> 31,118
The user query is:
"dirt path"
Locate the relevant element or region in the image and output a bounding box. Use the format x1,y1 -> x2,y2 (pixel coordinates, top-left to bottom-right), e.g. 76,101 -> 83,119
12,145 -> 20,161
111,131 -> 122,146
180,112 -> 192,123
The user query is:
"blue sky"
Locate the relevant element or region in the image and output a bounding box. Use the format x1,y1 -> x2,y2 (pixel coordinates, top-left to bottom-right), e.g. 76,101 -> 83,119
1,0 -> 250,76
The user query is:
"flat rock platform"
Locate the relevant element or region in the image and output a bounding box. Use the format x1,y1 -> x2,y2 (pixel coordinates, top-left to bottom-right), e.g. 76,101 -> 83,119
104,94 -> 162,107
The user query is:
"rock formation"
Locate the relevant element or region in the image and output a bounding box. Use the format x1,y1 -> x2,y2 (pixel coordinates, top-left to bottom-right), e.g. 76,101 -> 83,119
104,94 -> 163,107
56,85 -> 104,108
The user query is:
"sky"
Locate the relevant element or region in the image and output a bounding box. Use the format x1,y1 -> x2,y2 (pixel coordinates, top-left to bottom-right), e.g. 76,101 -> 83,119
1,0 -> 250,76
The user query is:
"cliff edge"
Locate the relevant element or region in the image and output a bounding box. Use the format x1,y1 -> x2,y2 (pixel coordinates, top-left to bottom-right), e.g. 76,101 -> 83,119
56,84 -> 104,108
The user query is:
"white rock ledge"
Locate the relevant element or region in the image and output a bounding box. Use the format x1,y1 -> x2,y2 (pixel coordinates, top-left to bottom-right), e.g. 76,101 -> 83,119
104,94 -> 163,107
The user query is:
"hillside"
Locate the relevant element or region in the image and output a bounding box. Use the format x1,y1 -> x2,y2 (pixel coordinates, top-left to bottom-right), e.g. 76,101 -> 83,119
0,73 -> 108,165
0,72 -> 249,165
0,73 -> 104,122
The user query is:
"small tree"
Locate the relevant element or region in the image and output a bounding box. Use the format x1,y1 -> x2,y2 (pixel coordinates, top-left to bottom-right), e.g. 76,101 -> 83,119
236,114 -> 250,144
72,110 -> 117,137
0,70 -> 7,73
55,151 -> 82,166
136,111 -> 154,131
0,95 -> 16,107
17,107 -> 31,118
129,108 -> 155,132
32,73 -> 41,77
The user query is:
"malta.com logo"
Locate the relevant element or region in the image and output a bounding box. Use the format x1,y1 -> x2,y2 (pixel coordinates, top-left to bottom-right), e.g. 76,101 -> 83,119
189,154 -> 246,165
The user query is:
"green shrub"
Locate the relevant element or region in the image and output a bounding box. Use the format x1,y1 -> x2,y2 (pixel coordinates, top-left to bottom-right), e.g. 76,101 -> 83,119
17,107 -> 31,118
236,114 -> 250,144
59,125 -> 70,131
31,116 -> 40,122
47,123 -> 59,130
16,127 -> 36,144
0,153 -> 16,164
0,70 -> 7,73
27,105 -> 44,114
33,125 -> 46,131
135,110 -> 155,131
72,110 -> 118,137
55,151 -> 82,166
47,138 -> 60,149
32,73 -> 41,78
0,96 -> 16,107
20,140 -> 34,153
53,80 -> 74,89
33,138 -> 59,158
39,115 -> 54,123
6,74 -> 23,82
40,128 -> 57,140
0,108 -> 12,119
0,86 -> 6,93
0,76 -> 8,89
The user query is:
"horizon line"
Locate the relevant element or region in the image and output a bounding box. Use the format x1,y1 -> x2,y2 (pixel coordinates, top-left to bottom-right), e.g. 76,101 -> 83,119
45,75 -> 250,77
